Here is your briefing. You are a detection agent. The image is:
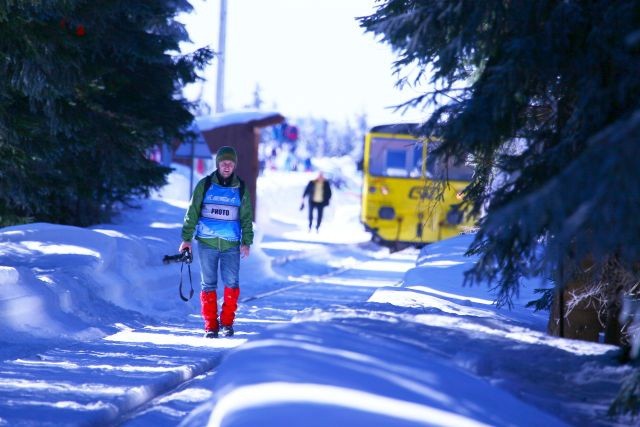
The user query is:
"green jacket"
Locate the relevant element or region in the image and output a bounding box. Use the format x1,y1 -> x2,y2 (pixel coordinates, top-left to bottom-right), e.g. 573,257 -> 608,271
181,172 -> 254,250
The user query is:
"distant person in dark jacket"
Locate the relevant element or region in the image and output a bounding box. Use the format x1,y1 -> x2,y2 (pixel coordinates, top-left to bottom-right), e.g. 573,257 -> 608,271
301,171 -> 332,232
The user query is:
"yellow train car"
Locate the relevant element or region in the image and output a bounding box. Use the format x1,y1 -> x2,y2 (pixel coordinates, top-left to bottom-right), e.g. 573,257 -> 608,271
360,123 -> 474,247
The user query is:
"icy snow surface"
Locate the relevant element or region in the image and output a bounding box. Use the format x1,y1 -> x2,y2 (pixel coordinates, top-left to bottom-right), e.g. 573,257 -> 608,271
0,164 -> 632,427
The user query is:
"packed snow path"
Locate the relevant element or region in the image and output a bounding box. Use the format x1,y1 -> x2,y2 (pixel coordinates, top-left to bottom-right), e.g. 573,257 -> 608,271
0,241 -> 410,426
122,240 -> 410,426
1,235 -> 628,426
0,167 -> 630,426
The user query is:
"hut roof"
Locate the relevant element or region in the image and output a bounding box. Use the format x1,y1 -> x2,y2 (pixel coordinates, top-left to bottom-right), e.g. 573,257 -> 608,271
196,110 -> 284,132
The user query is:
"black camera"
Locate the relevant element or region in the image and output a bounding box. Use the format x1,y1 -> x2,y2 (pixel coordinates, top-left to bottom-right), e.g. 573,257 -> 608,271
162,249 -> 192,264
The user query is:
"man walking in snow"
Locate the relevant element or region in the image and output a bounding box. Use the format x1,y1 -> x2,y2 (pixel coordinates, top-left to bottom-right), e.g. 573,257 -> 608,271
179,146 -> 253,338
301,171 -> 332,232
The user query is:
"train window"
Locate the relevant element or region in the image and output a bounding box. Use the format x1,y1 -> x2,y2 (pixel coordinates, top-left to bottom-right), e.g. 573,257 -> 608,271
426,148 -> 474,181
369,137 -> 417,177
370,136 -> 473,181
368,134 -> 474,182
410,145 -> 424,177
385,149 -> 408,177
447,158 -> 474,181
415,141 -> 473,181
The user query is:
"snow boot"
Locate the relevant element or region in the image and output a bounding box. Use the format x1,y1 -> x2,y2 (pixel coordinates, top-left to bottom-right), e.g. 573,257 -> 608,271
204,329 -> 219,339
220,286 -> 239,335
200,290 -> 219,337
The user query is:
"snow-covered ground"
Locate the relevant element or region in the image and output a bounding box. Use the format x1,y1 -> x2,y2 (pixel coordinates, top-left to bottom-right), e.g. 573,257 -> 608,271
0,161 -> 633,426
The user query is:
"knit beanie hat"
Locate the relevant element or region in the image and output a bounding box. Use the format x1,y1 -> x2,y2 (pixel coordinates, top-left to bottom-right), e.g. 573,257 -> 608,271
216,146 -> 238,166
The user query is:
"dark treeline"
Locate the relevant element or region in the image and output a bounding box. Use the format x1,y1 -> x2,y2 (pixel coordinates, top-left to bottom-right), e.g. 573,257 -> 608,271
361,0 -> 640,417
0,1 -> 212,227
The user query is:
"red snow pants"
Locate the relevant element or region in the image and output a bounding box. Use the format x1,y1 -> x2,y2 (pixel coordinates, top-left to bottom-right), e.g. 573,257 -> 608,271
220,287 -> 240,327
200,290 -> 219,331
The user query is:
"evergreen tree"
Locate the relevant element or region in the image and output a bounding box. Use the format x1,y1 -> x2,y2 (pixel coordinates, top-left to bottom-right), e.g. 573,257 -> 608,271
0,0 -> 212,226
361,0 -> 640,415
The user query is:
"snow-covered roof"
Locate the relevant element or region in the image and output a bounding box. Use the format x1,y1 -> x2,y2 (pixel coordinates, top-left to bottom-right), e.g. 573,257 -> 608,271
195,110 -> 284,132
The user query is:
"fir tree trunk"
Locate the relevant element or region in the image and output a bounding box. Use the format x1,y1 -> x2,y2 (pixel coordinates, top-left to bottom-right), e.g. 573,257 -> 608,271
548,256 -> 627,346
548,256 -> 601,342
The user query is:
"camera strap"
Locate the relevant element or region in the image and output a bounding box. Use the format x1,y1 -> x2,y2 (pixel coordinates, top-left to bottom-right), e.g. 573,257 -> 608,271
179,261 -> 194,302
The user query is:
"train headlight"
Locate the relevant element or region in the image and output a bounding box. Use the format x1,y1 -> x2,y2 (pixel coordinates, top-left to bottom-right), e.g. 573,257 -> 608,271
446,205 -> 463,225
380,185 -> 389,195
379,206 -> 395,220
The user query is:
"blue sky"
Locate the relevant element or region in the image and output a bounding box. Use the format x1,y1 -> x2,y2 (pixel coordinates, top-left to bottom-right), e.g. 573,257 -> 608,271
180,0 -> 427,125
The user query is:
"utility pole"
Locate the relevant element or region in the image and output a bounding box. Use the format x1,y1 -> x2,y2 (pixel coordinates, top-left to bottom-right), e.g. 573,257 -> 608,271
189,132 -> 195,198
215,0 -> 227,113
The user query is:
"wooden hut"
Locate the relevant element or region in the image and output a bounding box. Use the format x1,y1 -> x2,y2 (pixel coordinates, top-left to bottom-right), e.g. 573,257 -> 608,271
175,110 -> 285,219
